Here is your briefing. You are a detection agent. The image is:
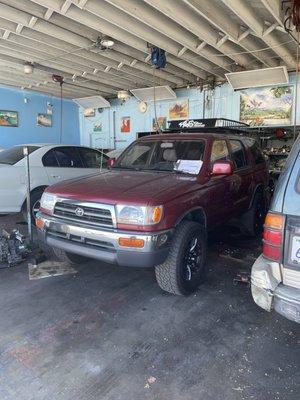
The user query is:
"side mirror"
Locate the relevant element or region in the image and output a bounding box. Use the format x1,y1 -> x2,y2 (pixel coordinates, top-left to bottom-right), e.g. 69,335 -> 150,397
211,160 -> 233,176
108,157 -> 116,168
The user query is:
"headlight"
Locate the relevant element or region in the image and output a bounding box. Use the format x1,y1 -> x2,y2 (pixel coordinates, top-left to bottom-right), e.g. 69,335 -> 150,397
40,193 -> 57,215
116,205 -> 163,225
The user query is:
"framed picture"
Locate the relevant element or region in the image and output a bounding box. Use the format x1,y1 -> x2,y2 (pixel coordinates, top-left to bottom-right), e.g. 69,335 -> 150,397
152,117 -> 167,131
93,122 -> 102,132
0,110 -> 18,127
168,99 -> 189,120
240,86 -> 293,126
84,108 -> 95,117
121,116 -> 131,133
37,113 -> 52,127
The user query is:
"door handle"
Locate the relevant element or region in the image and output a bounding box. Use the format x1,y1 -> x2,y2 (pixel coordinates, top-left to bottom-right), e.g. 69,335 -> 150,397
51,175 -> 61,179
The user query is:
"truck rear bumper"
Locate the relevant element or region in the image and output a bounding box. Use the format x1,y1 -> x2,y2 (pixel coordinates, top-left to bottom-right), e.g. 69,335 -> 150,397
251,254 -> 300,323
36,212 -> 172,268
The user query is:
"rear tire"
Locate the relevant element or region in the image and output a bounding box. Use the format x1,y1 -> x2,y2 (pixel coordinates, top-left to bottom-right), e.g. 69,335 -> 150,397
240,193 -> 266,237
155,221 -> 206,295
52,247 -> 90,264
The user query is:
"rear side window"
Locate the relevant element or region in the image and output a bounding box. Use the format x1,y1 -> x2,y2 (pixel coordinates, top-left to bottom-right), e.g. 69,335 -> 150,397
211,140 -> 230,162
0,146 -> 39,165
42,149 -> 58,167
53,147 -> 83,168
250,142 -> 265,165
229,140 -> 247,169
79,148 -> 108,168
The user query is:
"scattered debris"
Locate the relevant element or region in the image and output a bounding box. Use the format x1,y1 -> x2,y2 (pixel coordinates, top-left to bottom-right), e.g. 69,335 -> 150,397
147,376 -> 157,384
0,229 -> 31,268
144,376 -> 157,389
233,270 -> 251,286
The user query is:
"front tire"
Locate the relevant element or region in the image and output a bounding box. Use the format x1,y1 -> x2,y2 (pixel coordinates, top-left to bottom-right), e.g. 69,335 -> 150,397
22,188 -> 45,224
155,221 -> 206,295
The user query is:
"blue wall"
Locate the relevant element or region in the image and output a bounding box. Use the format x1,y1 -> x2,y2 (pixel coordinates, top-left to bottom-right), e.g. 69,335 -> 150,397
79,85 -> 240,150
0,85 -> 80,148
80,73 -> 300,150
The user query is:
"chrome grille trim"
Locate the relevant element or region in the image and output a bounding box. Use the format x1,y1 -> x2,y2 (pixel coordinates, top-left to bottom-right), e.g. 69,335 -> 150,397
53,199 -> 116,229
47,229 -> 116,251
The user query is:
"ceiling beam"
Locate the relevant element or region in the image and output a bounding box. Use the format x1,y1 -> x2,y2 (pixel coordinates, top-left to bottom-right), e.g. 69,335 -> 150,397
29,0 -> 221,78
220,0 -> 295,67
0,2 -> 189,87
182,0 -> 279,67
142,0 -> 261,68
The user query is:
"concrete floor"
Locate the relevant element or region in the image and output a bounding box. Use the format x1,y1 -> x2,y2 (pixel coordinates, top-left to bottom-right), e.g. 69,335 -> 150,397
0,214 -> 299,400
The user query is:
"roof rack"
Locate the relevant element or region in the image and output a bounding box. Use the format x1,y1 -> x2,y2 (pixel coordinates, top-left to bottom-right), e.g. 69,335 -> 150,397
167,118 -> 249,131
137,119 -> 251,139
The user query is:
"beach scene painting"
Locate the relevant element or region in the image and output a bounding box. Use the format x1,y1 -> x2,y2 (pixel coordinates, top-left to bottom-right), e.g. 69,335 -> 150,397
37,113 -> 52,127
0,110 -> 18,127
240,86 -> 293,126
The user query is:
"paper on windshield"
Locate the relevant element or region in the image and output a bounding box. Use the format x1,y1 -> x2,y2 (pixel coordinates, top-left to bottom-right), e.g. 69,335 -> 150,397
174,159 -> 203,175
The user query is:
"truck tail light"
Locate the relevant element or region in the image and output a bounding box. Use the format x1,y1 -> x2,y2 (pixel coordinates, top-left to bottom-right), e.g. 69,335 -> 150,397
262,212 -> 285,262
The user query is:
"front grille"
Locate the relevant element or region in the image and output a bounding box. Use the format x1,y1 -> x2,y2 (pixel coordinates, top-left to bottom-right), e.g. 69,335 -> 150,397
53,202 -> 114,228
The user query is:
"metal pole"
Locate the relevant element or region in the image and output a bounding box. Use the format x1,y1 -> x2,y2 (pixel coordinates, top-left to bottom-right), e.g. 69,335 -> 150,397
23,146 -> 32,242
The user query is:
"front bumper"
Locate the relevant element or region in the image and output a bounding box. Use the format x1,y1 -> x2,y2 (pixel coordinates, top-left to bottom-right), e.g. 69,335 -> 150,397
251,254 -> 300,323
36,212 -> 172,268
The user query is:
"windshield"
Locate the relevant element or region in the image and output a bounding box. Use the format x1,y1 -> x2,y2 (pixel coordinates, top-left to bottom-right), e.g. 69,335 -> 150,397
0,146 -> 40,165
114,139 -> 205,174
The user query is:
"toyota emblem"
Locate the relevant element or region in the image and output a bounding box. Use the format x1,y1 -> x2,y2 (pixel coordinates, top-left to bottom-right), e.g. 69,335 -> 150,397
75,207 -> 84,217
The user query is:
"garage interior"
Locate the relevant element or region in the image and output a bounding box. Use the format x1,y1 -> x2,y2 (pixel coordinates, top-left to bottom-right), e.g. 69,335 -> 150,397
0,1 -> 299,399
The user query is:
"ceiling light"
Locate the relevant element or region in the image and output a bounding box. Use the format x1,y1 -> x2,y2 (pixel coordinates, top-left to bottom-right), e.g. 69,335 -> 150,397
117,90 -> 131,101
100,37 -> 114,48
130,86 -> 176,102
73,95 -> 111,108
225,66 -> 289,90
24,62 -> 34,74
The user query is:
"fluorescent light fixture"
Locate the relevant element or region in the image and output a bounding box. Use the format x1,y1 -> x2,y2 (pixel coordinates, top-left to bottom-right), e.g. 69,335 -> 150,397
73,95 -> 110,108
225,66 -> 289,90
130,85 -> 177,102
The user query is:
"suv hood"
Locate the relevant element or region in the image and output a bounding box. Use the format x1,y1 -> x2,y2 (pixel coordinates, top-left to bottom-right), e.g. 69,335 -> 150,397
47,169 -> 201,205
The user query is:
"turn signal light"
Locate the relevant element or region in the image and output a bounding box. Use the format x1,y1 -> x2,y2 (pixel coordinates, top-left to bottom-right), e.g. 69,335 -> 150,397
263,212 -> 285,262
151,206 -> 163,224
118,237 -> 145,248
35,218 -> 44,229
265,213 -> 285,230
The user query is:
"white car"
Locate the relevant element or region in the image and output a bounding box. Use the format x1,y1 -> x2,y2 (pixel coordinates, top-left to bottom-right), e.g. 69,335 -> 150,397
0,144 -> 108,220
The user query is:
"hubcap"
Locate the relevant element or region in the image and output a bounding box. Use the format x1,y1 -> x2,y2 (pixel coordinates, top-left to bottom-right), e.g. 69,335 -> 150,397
183,235 -> 202,282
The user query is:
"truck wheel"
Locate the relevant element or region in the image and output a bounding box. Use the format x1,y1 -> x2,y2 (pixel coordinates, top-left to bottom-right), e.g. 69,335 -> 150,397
22,188 -> 45,224
240,193 -> 266,237
52,247 -> 90,264
155,221 -> 206,295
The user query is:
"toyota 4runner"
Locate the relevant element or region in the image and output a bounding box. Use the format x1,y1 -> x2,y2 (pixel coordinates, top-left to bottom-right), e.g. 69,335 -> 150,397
36,130 -> 269,295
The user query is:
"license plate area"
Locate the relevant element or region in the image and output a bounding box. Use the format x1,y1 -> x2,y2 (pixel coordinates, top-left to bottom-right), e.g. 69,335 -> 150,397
290,235 -> 300,265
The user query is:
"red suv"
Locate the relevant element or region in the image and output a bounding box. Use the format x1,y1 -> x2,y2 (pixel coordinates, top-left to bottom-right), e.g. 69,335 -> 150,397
36,130 -> 269,295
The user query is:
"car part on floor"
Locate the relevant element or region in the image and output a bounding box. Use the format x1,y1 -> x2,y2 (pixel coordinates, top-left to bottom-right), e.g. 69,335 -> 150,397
0,229 -> 31,268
